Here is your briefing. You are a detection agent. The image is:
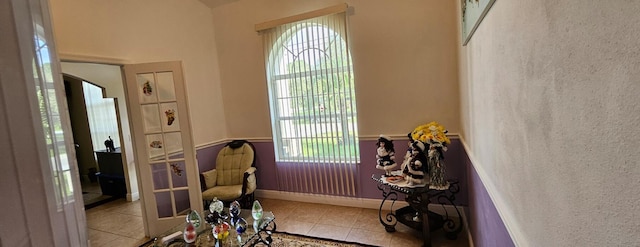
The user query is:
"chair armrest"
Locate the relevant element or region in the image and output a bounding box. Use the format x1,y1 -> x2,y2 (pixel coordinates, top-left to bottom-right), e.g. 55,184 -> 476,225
244,167 -> 257,175
200,169 -> 217,192
241,167 -> 257,196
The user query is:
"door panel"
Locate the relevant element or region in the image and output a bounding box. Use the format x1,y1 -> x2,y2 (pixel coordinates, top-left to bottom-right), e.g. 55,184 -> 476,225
124,61 -> 202,236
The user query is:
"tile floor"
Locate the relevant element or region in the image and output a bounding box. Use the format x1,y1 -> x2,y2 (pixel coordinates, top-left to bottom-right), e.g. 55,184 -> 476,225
85,198 -> 470,247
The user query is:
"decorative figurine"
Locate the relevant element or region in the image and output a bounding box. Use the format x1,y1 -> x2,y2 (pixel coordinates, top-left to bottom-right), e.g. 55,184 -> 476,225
402,141 -> 429,186
399,133 -> 414,177
408,121 -> 451,189
186,210 -> 201,228
252,200 -> 263,220
425,125 -> 449,190
212,222 -> 230,241
104,136 -> 115,152
375,135 -> 396,177
183,221 -> 196,243
165,109 -> 176,125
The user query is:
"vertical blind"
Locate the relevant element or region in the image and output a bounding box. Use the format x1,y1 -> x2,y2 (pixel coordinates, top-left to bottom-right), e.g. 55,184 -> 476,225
260,10 -> 360,196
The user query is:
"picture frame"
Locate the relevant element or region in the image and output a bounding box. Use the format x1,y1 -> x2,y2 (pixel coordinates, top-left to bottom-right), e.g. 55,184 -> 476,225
461,0 -> 497,45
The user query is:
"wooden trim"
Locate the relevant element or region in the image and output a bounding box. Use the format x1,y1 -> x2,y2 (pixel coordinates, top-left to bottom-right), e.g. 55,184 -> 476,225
358,133 -> 461,141
59,52 -> 128,65
255,3 -> 348,32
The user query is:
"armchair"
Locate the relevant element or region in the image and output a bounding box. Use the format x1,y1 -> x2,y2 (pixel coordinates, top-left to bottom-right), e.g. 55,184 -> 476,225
200,140 -> 257,208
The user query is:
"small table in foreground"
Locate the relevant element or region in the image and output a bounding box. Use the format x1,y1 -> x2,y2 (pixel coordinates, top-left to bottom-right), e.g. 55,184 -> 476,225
142,210 -> 276,247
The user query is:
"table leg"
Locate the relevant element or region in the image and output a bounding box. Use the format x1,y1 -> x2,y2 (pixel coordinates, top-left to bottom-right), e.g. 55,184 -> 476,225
420,192 -> 431,247
377,182 -> 398,232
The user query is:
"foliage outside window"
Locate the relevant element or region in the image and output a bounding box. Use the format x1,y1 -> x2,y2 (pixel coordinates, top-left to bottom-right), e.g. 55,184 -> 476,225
264,14 -> 359,163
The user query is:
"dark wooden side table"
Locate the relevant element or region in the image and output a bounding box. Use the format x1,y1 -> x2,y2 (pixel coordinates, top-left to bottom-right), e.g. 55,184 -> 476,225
372,175 -> 463,247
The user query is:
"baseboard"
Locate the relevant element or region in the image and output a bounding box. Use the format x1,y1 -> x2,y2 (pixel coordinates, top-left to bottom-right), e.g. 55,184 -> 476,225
256,189 -> 466,211
255,189 -> 407,209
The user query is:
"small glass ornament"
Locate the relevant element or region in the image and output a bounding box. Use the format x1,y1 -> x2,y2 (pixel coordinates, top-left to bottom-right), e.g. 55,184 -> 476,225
229,200 -> 241,218
253,218 -> 264,233
183,221 -> 197,243
186,210 -> 201,228
251,200 -> 263,220
235,218 -> 247,234
213,222 -> 230,241
209,197 -> 224,213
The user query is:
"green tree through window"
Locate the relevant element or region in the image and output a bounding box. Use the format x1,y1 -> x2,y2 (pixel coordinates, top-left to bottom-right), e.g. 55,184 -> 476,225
266,17 -> 359,163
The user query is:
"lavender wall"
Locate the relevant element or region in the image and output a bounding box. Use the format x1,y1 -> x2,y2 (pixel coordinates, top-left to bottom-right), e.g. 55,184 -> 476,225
195,138 -> 514,244
196,141 -> 279,191
359,138 -> 469,206
465,150 -> 515,247
196,138 -> 468,206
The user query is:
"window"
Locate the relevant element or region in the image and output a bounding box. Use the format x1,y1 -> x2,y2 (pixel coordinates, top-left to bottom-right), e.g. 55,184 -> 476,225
82,81 -> 120,154
34,34 -> 75,206
263,12 -> 359,164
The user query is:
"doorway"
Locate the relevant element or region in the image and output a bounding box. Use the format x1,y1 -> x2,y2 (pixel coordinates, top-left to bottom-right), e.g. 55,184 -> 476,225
64,75 -> 127,208
60,61 -> 140,204
61,60 -> 202,238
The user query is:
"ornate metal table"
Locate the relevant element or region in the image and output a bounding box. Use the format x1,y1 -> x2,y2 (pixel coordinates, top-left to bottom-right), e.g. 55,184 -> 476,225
372,175 -> 463,247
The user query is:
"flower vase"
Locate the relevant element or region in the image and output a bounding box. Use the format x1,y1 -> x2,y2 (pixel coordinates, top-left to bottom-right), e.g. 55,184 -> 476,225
428,150 -> 448,190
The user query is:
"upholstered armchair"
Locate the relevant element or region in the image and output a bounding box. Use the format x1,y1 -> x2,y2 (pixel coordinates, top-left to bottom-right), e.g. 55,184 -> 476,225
200,140 -> 257,208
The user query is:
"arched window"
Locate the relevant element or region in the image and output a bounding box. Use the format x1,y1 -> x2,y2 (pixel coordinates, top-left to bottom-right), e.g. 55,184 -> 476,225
263,13 -> 359,164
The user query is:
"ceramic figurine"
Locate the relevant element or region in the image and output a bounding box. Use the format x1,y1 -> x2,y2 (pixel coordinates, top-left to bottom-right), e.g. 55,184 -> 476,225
375,135 -> 396,177
399,133 -> 414,177
402,141 -> 429,186
104,136 -> 115,152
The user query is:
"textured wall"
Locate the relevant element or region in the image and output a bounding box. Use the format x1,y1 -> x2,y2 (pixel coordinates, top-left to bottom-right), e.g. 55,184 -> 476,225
459,0 -> 640,246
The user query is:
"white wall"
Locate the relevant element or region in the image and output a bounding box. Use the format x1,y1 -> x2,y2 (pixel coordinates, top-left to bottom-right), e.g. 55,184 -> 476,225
459,0 -> 640,246
50,0 -> 228,146
208,0 -> 460,138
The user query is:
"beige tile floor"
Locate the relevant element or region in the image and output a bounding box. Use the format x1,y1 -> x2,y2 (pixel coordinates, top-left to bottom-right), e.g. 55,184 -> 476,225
85,198 -> 470,247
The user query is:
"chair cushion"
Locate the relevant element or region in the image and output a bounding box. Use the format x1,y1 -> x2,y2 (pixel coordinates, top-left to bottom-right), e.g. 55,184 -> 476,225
201,169 -> 217,189
202,185 -> 244,201
216,143 -> 255,186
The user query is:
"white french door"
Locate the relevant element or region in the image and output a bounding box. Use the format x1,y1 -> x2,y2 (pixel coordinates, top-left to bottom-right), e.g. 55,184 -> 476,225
124,61 -> 202,236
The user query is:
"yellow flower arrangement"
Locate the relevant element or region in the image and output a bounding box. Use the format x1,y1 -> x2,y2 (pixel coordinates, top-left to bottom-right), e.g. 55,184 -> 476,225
411,121 -> 450,147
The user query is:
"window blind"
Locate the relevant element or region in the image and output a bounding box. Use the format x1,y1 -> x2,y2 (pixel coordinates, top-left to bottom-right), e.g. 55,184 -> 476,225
260,9 -> 360,196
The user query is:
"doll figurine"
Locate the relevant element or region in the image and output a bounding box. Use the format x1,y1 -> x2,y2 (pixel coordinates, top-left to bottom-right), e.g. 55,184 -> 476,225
399,133 -> 414,176
402,140 -> 429,186
375,135 -> 396,177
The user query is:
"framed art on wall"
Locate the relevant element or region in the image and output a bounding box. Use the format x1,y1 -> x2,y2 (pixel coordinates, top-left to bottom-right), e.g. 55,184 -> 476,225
461,0 -> 497,45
